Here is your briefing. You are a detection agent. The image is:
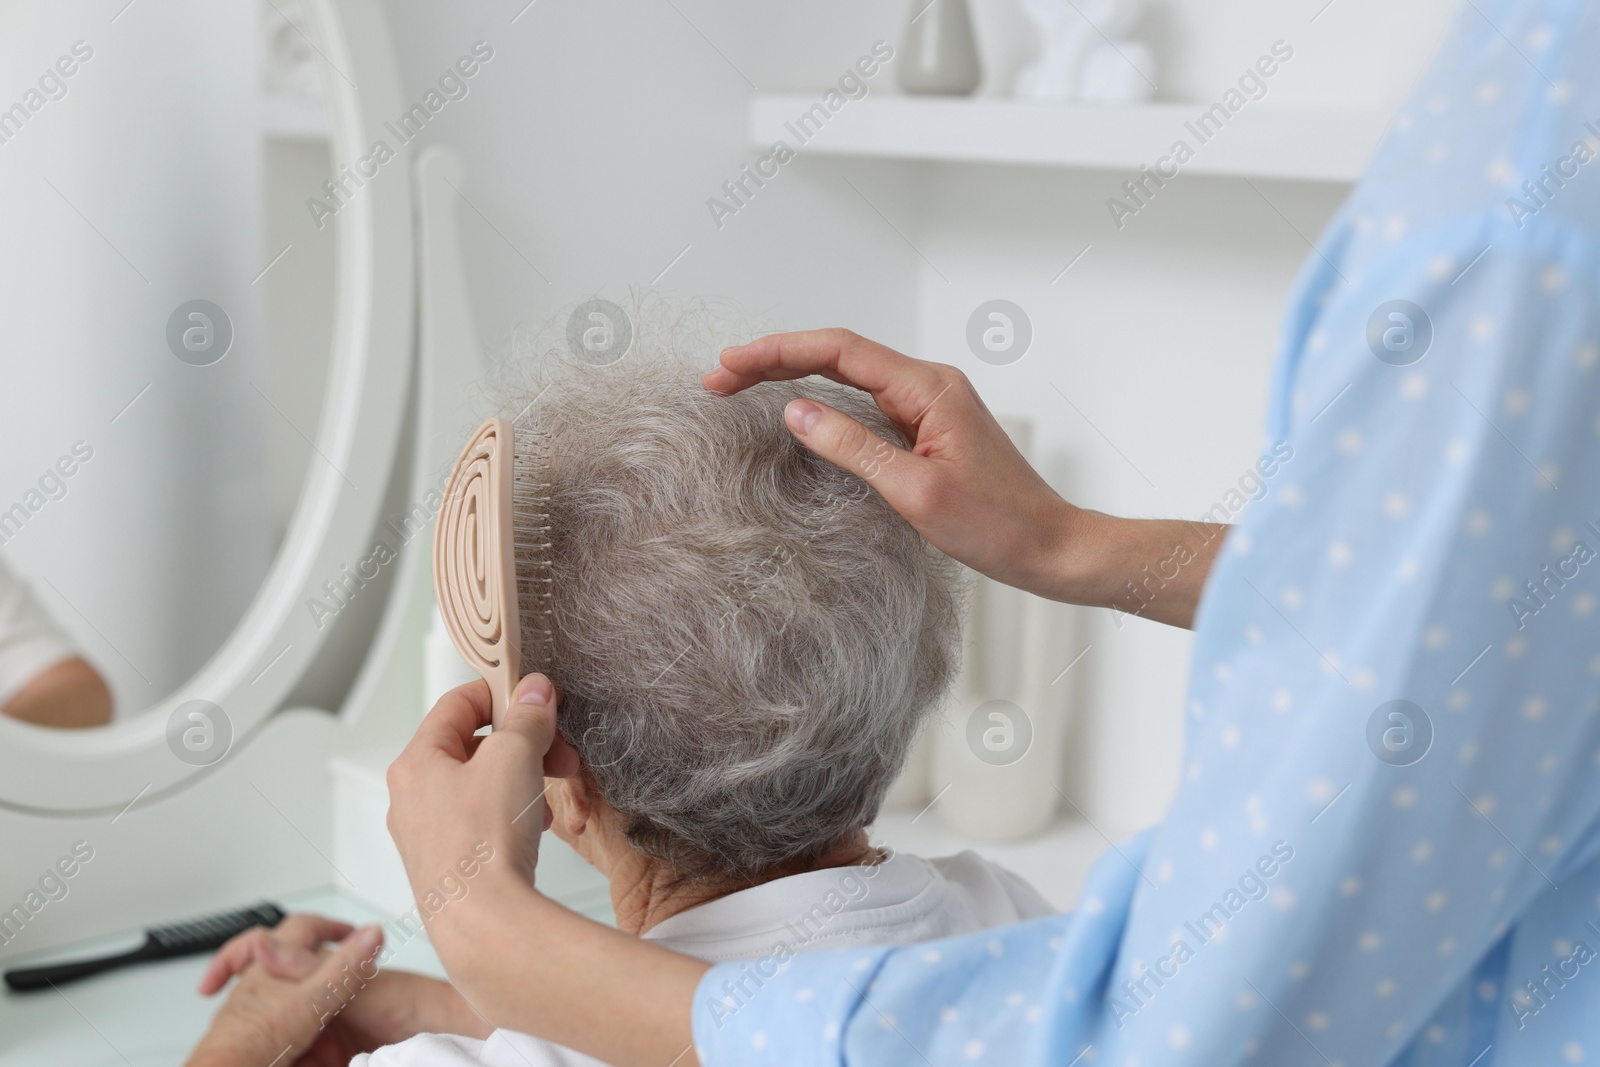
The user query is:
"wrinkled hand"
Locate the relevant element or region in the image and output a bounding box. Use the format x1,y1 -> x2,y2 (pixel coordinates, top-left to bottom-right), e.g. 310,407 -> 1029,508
184,921 -> 384,1067
385,676 -> 575,971
197,912 -> 354,996
197,912 -> 487,1052
705,329 -> 1081,598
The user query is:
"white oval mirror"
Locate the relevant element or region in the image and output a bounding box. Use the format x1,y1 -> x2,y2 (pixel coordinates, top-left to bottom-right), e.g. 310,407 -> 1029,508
0,0 -> 415,812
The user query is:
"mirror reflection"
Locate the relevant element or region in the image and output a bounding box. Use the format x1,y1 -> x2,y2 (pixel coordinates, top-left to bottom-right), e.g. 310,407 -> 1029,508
0,0 -> 336,729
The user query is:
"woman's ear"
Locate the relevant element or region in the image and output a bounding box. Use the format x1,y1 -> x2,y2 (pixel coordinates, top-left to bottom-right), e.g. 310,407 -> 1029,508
556,767 -> 598,838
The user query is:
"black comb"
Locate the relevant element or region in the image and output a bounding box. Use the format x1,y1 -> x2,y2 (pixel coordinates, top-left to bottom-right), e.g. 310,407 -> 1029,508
3,901 -> 285,992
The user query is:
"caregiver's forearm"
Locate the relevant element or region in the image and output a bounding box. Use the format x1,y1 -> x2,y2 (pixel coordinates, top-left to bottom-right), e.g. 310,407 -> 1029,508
436,880 -> 707,1067
1042,508 -> 1228,629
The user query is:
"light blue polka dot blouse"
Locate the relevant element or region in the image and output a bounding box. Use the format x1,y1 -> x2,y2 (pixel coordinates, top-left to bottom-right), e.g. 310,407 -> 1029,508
694,0 -> 1600,1063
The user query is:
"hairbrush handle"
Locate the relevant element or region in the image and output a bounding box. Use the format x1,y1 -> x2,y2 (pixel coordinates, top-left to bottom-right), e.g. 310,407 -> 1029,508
433,418 -> 523,728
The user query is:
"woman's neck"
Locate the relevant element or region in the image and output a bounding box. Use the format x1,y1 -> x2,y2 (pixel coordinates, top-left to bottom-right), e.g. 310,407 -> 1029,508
609,830 -> 883,935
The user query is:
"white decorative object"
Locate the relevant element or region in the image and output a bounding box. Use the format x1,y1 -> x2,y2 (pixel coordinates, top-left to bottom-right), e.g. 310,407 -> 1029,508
330,748 -> 419,914
915,419 -> 1078,842
260,0 -> 323,99
898,0 -> 983,96
1014,0 -> 1154,103
424,607 -> 480,716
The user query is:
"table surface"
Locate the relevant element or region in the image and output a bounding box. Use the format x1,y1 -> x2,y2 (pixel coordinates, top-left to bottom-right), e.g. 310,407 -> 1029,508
0,888 -> 444,1067
0,814 -> 1109,1066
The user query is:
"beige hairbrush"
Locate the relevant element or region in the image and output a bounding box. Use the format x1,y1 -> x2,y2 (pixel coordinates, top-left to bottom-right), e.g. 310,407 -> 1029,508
433,417 -> 555,728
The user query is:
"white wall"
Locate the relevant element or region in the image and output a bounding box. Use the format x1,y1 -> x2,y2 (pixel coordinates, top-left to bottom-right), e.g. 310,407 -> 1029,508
380,0 -> 921,355
904,165 -> 1348,828
379,0 -> 1458,832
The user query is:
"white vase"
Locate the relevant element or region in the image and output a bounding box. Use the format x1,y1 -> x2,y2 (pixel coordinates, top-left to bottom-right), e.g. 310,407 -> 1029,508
898,0 -> 983,96
932,580 -> 1074,840
929,418 -> 1077,841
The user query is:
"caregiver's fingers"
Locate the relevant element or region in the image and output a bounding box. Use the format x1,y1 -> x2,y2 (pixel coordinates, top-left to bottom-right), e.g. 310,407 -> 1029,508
401,679 -> 493,766
782,398 -> 934,515
493,673 -> 562,763
544,731 -> 580,779
706,329 -> 951,428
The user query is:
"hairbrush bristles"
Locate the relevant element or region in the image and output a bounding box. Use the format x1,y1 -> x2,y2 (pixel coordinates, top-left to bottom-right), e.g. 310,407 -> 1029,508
434,415 -> 557,727
511,423 -> 556,681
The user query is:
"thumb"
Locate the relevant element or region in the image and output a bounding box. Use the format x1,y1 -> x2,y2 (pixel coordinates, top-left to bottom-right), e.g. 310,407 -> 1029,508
784,398 -> 926,505
499,673 -> 561,755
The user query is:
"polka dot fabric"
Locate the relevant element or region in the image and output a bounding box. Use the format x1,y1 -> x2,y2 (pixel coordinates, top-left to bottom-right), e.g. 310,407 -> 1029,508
694,1 -> 1600,1063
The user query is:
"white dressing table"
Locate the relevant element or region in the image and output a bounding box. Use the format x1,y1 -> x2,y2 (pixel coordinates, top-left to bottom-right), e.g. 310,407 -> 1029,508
0,812 -> 1105,1067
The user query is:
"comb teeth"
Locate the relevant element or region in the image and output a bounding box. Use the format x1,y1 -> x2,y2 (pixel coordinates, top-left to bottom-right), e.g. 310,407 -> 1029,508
511,423 -> 556,679
148,903 -> 285,952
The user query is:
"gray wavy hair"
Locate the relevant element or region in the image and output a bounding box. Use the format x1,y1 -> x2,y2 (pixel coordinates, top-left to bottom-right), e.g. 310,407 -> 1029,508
495,306 -> 963,885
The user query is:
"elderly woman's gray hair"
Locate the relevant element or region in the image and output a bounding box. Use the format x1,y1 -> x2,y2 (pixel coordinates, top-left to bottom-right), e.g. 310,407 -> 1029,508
501,345 -> 963,885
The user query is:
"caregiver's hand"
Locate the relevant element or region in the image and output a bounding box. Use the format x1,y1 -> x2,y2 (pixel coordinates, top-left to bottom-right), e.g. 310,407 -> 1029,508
707,329 -> 1227,628
386,675 -> 573,911
386,674 -> 709,1067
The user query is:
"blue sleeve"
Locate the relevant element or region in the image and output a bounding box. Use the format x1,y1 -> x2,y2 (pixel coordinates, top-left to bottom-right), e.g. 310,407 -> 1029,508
695,2 -> 1600,1064
693,835 -> 1147,1064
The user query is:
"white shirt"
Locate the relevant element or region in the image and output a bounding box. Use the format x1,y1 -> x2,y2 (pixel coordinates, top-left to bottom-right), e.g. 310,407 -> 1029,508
0,556 -> 74,708
352,851 -> 1054,1067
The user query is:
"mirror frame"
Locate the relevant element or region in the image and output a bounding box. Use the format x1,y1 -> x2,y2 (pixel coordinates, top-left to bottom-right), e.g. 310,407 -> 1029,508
0,0 -> 415,813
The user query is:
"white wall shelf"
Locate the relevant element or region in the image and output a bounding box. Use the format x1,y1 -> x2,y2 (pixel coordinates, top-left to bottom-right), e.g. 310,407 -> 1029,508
749,94 -> 1392,182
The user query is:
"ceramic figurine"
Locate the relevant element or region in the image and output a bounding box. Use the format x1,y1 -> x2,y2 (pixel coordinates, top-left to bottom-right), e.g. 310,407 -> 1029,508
1014,0 -> 1154,103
